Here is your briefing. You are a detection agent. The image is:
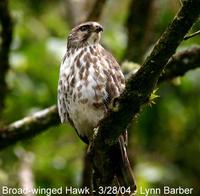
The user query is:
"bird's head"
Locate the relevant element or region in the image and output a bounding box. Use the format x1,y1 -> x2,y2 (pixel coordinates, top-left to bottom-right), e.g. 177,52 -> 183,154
67,21 -> 103,49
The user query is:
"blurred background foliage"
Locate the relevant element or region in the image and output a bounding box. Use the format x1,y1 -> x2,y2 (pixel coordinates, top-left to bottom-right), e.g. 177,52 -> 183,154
0,0 -> 200,195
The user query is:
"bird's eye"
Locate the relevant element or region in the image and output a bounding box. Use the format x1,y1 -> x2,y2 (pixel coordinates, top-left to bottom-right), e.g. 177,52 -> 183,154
80,25 -> 88,32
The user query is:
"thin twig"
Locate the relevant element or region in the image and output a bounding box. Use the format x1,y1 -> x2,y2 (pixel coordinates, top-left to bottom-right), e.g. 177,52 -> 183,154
184,29 -> 200,40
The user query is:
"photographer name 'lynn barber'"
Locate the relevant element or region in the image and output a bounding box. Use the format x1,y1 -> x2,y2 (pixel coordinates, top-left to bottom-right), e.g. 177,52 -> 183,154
139,186 -> 193,195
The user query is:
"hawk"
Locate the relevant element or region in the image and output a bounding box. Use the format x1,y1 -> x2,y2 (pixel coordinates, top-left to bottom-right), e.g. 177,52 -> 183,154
58,21 -> 136,192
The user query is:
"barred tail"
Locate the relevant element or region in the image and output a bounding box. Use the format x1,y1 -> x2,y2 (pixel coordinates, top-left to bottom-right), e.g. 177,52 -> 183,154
114,135 -> 137,195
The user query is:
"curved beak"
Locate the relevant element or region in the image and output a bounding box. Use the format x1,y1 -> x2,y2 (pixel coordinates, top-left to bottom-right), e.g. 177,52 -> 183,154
95,25 -> 103,33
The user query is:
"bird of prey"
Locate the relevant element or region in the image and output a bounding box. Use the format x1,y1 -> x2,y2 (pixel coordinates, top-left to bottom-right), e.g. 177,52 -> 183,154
58,21 -> 136,193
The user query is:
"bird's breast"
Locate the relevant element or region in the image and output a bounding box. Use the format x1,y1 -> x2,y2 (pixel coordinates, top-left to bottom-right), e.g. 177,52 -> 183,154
58,45 -> 124,140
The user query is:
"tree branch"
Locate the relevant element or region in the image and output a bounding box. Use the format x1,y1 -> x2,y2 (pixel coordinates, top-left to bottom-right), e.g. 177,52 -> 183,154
97,0 -> 200,144
0,0 -> 13,112
92,0 -> 200,191
0,106 -> 59,149
160,46 -> 200,82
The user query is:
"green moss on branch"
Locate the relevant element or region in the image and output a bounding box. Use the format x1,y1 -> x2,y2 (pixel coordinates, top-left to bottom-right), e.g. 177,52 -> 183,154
92,0 -> 200,191
0,106 -> 59,149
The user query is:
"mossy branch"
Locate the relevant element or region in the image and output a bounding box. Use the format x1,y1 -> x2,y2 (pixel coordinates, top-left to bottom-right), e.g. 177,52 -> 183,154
0,106 -> 59,149
159,46 -> 200,82
92,0 -> 200,191
97,0 -> 200,144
